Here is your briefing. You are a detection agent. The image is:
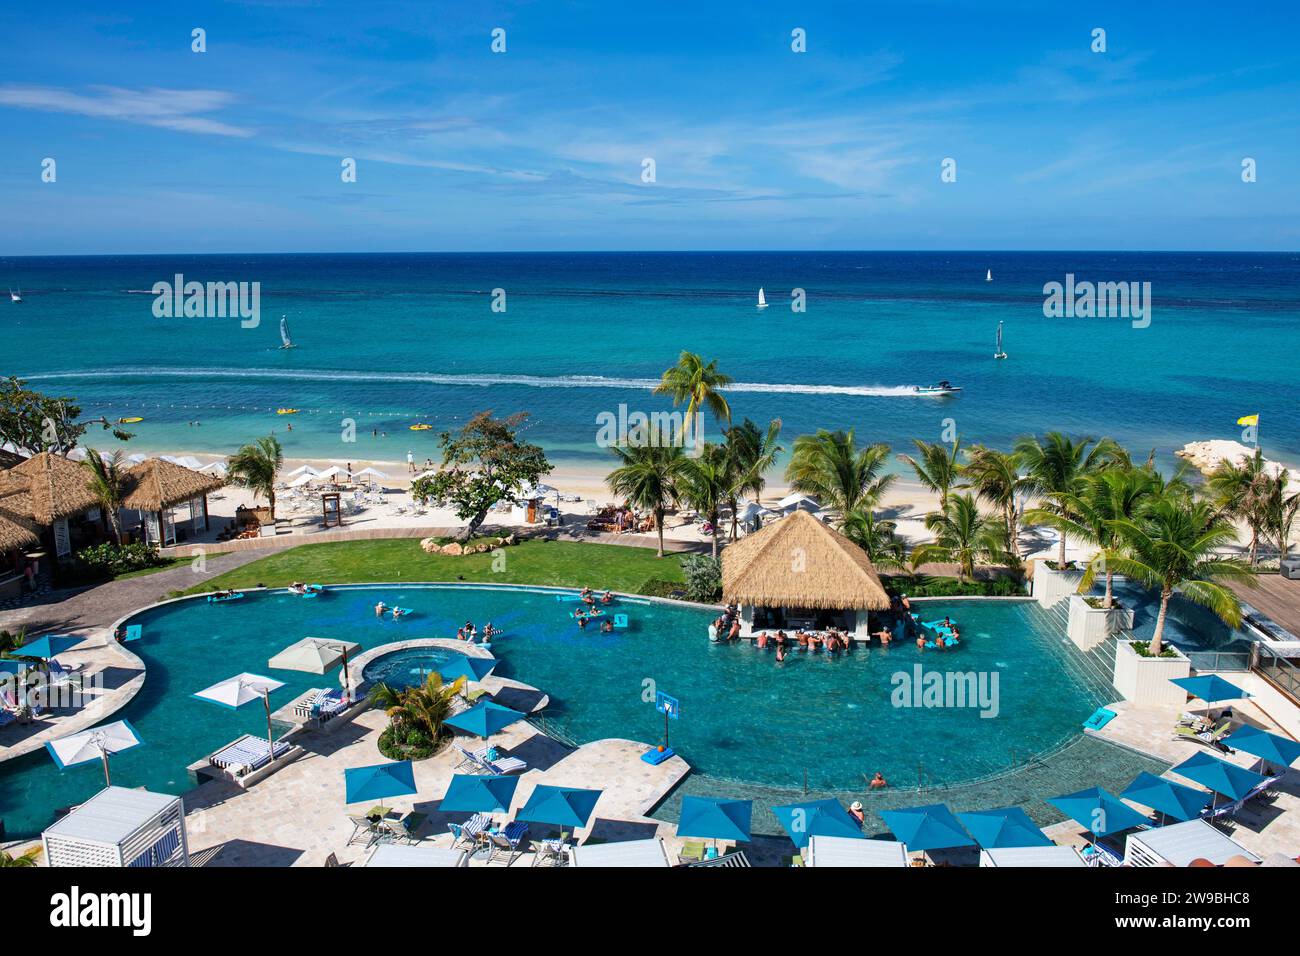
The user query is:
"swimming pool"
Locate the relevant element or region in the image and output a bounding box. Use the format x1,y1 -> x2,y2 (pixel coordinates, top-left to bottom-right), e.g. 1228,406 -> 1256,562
0,584 -> 1111,839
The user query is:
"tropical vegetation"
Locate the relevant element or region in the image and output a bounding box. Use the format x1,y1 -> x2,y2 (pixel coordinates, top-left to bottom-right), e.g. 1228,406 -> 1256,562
369,671 -> 465,760
227,434 -> 285,520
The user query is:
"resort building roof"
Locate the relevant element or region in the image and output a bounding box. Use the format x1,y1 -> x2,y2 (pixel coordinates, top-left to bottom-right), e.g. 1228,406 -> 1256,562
0,451 -> 101,525
121,458 -> 225,512
721,508 -> 891,611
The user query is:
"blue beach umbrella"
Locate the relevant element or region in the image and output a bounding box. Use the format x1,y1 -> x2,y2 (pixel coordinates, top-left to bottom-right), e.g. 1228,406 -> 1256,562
1170,752 -> 1267,805
515,785 -> 603,836
676,796 -> 753,845
444,700 -> 525,739
1169,675 -> 1250,706
1047,787 -> 1150,837
881,804 -> 975,853
16,634 -> 83,660
345,760 -> 418,814
955,806 -> 1052,849
1121,772 -> 1213,823
1223,726 -> 1300,768
438,773 -> 519,815
771,798 -> 864,850
437,656 -> 499,684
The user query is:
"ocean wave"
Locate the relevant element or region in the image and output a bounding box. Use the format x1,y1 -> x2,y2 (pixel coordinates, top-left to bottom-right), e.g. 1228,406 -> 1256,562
27,366 -> 922,398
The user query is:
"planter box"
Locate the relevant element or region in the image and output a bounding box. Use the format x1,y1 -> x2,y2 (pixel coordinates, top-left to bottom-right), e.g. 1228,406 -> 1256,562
1112,640 -> 1190,705
1032,561 -> 1084,608
1066,595 -> 1136,651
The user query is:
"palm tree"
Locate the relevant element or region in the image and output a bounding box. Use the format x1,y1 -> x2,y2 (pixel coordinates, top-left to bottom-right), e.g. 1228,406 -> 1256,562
83,448 -> 128,545
841,507 -> 905,569
607,431 -> 685,557
368,671 -> 465,742
721,418 -> 782,540
1206,452 -> 1271,566
962,445 -> 1025,556
227,435 -> 284,520
1261,470 -> 1299,563
1056,468 -> 1160,608
678,443 -> 729,559
1014,431 -> 1124,568
910,493 -> 1009,582
785,429 -> 895,515
0,849 -> 38,867
1104,496 -> 1255,656
898,437 -> 962,511
653,351 -> 733,445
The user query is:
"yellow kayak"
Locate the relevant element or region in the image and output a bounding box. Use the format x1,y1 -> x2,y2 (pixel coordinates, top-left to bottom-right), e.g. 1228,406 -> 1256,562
276,408 -> 299,415
410,423 -> 433,431
116,417 -> 144,424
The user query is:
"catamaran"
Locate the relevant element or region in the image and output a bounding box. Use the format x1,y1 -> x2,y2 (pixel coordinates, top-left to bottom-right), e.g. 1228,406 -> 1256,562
8,287 -> 21,303
994,321 -> 1007,359
279,316 -> 296,349
913,380 -> 962,396
985,269 -> 992,282
756,287 -> 768,309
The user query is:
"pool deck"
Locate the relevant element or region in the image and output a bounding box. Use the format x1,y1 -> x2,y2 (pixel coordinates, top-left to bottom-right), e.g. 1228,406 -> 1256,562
1232,575 -> 1300,639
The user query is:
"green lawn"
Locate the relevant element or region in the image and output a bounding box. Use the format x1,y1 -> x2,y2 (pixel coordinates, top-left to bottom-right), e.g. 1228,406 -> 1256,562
179,539 -> 688,597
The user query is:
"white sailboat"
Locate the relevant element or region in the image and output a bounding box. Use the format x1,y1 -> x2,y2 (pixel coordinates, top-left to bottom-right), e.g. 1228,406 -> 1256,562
279,315 -> 296,349
8,287 -> 21,303
994,321 -> 1007,359
985,269 -> 992,282
756,287 -> 768,309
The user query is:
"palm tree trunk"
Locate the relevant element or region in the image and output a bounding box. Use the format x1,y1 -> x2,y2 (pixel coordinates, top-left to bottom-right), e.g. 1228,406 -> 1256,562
1005,503 -> 1018,557
728,495 -> 739,541
1104,570 -> 1114,609
1248,525 -> 1258,567
1057,529 -> 1067,568
108,512 -> 122,546
1150,587 -> 1172,657
655,507 -> 666,558
268,488 -> 277,522
710,513 -> 719,559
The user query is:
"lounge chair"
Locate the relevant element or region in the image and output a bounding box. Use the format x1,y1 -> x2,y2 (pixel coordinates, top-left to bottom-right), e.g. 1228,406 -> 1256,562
678,840 -> 708,864
486,821 -> 529,866
1175,718 -> 1233,751
480,752 -> 527,775
532,837 -> 571,867
209,735 -> 292,774
448,813 -> 491,850
686,850 -> 752,868
376,812 -> 427,845
347,814 -> 380,847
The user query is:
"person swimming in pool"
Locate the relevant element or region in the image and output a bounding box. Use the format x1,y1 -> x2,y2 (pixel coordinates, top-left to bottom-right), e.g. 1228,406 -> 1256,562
600,618 -> 614,633
601,590 -> 613,605
392,607 -> 407,620
775,642 -> 787,662
375,601 -> 388,617
869,772 -> 888,790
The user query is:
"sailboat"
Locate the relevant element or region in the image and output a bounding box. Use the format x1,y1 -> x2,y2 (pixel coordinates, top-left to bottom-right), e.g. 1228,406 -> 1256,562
756,287 -> 768,309
279,315 -> 296,350
8,287 -> 21,303
985,269 -> 992,282
994,321 -> 1007,359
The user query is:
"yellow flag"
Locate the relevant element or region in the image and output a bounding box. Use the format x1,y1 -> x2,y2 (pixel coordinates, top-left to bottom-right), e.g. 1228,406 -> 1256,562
1236,414 -> 1259,427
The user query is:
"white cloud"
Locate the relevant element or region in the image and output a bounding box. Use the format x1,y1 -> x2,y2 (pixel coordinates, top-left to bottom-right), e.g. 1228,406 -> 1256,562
0,84 -> 253,137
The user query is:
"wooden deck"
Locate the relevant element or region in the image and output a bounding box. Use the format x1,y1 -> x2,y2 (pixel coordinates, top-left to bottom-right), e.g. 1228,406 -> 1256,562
1232,574 -> 1300,638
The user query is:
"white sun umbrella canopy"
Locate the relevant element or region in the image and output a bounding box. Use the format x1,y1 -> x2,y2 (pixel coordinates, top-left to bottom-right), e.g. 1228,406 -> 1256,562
268,637 -> 361,692
315,466 -> 346,481
174,456 -> 204,470
285,464 -> 320,478
287,472 -> 317,489
198,461 -> 228,476
353,467 -> 387,486
737,500 -> 775,522
46,720 -> 144,786
777,492 -> 822,514
193,673 -> 286,764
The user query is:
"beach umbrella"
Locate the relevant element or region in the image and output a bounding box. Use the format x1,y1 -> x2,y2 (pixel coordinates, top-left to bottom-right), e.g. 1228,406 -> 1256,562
174,456 -> 203,470
955,806 -> 1052,849
676,796 -> 752,848
444,700 -> 525,739
268,636 -> 360,692
285,464 -> 319,478
1170,752 -> 1267,808
515,785 -> 603,837
45,719 -> 144,786
438,773 -> 519,815
193,672 -> 285,764
1169,675 -> 1250,707
737,500 -> 774,522
15,634 -> 83,660
287,473 -> 316,489
345,760 -> 417,816
437,656 -> 498,685
198,461 -> 228,476
777,492 -> 821,514
771,798 -> 864,850
353,467 -> 387,488
1223,726 -> 1300,769
1047,787 -> 1150,838
1121,772 -> 1213,823
316,466 -> 345,481
881,804 -> 975,854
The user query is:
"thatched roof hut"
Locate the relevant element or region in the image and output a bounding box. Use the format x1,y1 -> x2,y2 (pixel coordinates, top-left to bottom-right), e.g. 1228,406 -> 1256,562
722,509 -> 890,612
122,458 -> 225,512
0,505 -> 39,553
0,451 -> 101,525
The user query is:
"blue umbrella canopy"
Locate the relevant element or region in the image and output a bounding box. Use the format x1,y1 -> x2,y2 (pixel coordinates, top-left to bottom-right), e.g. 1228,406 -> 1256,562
438,773 -> 519,814
437,656 -> 498,684
1223,726 -> 1300,767
881,804 -> 975,852
344,760 -> 418,805
0,660 -> 29,675
15,634 -> 83,660
444,701 -> 525,739
1169,675 -> 1250,705
955,806 -> 1052,849
1121,772 -> 1213,822
676,796 -> 752,843
1047,787 -> 1150,837
770,798 -> 864,850
515,785 -> 603,829
1171,752 -> 1267,801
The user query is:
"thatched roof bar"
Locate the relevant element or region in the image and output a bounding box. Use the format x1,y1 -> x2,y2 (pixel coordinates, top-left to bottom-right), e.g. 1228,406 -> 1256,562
121,458 -> 226,512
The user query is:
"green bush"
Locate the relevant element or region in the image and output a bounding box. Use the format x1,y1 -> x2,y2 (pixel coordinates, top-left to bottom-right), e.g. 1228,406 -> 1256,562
680,553 -> 722,603
377,724 -> 447,761
639,578 -> 685,598
881,573 -> 1026,598
67,542 -> 166,582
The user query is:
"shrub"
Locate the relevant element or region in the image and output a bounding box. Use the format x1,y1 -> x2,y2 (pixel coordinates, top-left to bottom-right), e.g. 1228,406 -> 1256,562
680,553 -> 722,603
377,724 -> 445,761
67,542 -> 166,582
881,573 -> 1026,598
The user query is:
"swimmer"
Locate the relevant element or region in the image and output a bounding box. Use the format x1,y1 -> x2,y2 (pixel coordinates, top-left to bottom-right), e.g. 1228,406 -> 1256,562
375,602 -> 388,617
775,643 -> 787,662
456,627 -> 466,641
869,772 -> 888,790
578,615 -> 589,629
601,591 -> 613,604
392,607 -> 406,620
848,801 -> 865,825
601,619 -> 614,633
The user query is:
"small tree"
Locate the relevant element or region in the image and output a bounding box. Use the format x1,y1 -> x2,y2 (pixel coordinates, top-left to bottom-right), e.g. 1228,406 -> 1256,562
606,428 -> 684,557
413,412 -> 551,542
680,553 -> 722,602
0,376 -> 134,455
910,493 -> 1010,582
83,448 -> 128,544
228,435 -> 284,520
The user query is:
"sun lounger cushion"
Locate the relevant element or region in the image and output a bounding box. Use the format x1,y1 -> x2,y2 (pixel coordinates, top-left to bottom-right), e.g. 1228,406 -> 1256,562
211,736 -> 291,772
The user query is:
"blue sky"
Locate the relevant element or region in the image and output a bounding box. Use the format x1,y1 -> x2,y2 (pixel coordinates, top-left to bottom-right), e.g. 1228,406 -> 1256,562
1,1 -> 1297,254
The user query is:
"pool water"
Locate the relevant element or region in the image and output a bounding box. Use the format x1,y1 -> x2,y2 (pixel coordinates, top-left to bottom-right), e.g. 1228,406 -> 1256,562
0,585 -> 1108,839
1089,578 -> 1255,655
362,648 -> 464,688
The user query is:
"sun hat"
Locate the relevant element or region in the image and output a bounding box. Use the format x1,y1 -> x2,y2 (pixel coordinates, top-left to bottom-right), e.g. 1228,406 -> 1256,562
850,801 -> 863,811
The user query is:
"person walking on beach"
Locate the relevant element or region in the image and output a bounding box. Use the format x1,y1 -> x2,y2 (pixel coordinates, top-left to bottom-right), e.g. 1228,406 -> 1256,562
407,450 -> 415,473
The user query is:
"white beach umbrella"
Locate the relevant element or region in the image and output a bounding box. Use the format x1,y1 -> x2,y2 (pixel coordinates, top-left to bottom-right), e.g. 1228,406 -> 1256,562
269,636 -> 361,690
158,455 -> 178,464
288,473 -> 317,488
193,673 -> 286,765
285,464 -> 320,478
777,492 -> 822,514
354,467 -> 388,480
413,469 -> 439,481
737,500 -> 774,522
173,455 -> 203,470
65,448 -> 87,461
46,719 -> 144,786
198,461 -> 228,476
315,466 -> 346,480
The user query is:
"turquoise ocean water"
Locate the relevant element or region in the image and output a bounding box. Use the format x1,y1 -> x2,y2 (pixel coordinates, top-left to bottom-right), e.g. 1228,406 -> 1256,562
2,251 -> 1298,472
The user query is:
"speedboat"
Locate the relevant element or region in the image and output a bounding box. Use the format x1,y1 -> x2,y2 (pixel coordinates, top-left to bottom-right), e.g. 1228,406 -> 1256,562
912,381 -> 962,396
